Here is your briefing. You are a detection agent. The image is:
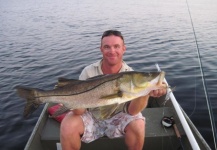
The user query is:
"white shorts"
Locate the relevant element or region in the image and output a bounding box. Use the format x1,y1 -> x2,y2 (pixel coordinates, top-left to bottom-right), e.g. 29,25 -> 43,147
80,111 -> 145,143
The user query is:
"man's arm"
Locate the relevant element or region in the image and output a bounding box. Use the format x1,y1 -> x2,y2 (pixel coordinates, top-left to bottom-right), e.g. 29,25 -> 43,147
128,95 -> 150,115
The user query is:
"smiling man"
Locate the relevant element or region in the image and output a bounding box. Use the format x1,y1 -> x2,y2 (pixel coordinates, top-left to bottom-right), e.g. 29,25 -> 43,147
60,30 -> 167,150
100,32 -> 126,73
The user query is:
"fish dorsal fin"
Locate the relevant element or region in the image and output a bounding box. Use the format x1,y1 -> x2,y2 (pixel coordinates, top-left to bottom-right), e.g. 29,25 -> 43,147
56,75 -> 109,88
87,74 -> 109,80
100,103 -> 119,119
58,77 -> 79,83
55,78 -> 81,88
100,91 -> 123,99
49,104 -> 70,118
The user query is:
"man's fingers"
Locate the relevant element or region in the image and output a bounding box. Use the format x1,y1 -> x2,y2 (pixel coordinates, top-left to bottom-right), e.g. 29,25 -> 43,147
149,88 -> 167,97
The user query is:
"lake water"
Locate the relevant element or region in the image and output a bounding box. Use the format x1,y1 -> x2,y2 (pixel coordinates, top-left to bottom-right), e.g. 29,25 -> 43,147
0,0 -> 216,149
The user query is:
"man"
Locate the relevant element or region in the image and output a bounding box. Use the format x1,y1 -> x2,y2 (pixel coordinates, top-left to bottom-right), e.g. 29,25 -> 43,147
60,30 -> 167,150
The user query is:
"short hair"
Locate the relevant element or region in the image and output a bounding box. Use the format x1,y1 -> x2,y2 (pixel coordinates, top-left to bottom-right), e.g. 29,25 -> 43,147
101,30 -> 124,43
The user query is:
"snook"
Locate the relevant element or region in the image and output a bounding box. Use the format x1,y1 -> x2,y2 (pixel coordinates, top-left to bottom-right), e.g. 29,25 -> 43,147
16,71 -> 166,117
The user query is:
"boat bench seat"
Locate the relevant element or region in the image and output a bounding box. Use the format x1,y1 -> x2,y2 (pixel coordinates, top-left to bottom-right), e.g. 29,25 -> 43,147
40,107 -> 185,150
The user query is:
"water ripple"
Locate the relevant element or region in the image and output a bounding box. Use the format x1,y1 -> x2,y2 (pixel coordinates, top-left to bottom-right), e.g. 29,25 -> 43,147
0,0 -> 216,149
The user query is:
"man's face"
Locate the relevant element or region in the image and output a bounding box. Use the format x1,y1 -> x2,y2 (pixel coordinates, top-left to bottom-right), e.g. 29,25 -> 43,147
100,35 -> 126,66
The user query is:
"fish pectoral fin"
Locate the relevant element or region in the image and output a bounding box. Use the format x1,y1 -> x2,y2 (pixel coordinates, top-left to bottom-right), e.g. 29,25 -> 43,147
100,103 -> 119,119
100,91 -> 123,99
49,105 -> 70,118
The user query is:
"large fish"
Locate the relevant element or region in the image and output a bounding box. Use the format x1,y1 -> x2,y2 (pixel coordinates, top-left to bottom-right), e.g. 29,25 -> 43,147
16,71 -> 166,118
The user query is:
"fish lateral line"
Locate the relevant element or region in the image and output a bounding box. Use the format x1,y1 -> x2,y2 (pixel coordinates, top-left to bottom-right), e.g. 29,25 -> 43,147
18,74 -> 124,99
17,72 -> 161,99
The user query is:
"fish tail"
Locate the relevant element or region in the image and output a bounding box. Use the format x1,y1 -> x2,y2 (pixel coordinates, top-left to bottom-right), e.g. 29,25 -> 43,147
16,86 -> 41,118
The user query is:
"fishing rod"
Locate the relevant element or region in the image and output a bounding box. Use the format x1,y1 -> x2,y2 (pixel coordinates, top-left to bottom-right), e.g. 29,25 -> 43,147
156,63 -> 200,150
162,116 -> 184,150
185,0 -> 217,149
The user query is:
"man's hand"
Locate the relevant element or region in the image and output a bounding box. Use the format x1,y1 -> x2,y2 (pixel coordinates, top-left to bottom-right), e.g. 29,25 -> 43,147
149,82 -> 167,97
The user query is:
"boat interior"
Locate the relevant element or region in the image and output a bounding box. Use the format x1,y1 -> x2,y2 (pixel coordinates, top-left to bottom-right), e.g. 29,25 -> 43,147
25,96 -> 210,150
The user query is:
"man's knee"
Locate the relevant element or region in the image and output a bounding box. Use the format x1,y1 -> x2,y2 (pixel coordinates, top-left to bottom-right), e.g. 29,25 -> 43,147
125,119 -> 145,134
60,112 -> 84,137
124,119 -> 145,150
60,113 -> 84,150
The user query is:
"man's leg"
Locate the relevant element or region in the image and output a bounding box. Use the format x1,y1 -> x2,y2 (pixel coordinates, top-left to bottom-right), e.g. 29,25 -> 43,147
124,119 -> 145,150
60,112 -> 84,150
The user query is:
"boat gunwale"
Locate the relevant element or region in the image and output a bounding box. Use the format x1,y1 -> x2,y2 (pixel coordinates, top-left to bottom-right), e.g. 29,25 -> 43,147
24,103 -> 49,150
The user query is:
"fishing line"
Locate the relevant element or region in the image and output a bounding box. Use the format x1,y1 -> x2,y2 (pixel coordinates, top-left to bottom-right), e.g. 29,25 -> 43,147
188,68 -> 197,117
185,0 -> 217,149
